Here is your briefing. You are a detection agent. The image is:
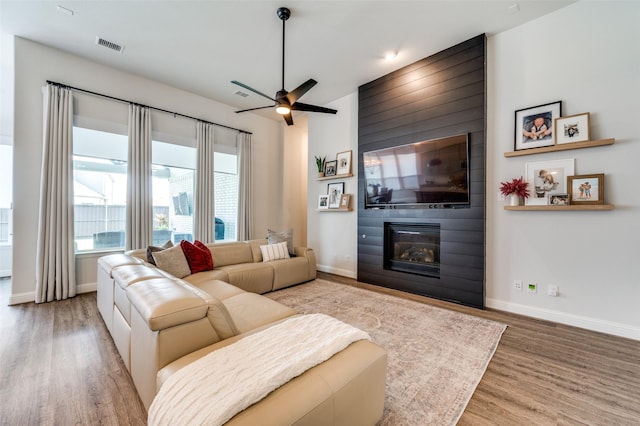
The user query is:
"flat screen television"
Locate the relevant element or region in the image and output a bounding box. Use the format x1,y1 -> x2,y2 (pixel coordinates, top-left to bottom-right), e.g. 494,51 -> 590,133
363,133 -> 470,209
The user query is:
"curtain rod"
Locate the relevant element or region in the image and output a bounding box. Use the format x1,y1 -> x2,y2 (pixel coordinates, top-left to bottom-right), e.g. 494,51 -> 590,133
46,80 -> 252,135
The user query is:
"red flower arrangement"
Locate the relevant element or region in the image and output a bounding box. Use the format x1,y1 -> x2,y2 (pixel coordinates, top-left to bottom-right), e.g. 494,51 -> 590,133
499,176 -> 530,199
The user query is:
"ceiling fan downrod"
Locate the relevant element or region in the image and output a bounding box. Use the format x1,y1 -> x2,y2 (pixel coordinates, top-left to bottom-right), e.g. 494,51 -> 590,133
277,7 -> 290,91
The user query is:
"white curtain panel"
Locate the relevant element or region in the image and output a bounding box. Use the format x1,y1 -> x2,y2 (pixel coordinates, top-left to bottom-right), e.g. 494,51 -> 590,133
35,84 -> 76,303
126,104 -> 153,250
194,121 -> 215,242
237,132 -> 252,241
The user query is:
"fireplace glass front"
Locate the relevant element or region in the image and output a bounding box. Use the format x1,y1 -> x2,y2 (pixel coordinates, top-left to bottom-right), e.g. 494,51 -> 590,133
384,223 -> 441,278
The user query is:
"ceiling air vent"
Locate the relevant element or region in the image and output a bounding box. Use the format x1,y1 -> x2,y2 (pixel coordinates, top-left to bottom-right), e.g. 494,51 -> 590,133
95,37 -> 124,53
234,90 -> 249,98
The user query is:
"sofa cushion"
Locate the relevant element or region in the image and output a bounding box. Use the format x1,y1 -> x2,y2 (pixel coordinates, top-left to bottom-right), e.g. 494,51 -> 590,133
152,245 -> 191,279
260,241 -> 290,262
222,293 -> 297,334
270,257 -> 314,291
146,240 -> 173,265
180,240 -> 214,273
186,278 -> 245,301
206,242 -> 254,267
267,228 -> 295,256
182,269 -> 230,288
218,263 -> 274,294
127,278 -> 208,331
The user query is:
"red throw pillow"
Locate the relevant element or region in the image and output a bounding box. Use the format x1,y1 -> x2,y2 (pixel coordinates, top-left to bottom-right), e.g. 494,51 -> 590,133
180,240 -> 214,273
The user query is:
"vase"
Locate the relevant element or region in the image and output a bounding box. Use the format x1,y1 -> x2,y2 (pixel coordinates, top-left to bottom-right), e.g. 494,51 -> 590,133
507,193 -> 523,206
318,172 -> 324,178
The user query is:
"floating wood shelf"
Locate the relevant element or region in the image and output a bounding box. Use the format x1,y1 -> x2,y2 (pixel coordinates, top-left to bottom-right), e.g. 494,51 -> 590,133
316,208 -> 352,212
317,173 -> 353,181
504,138 -> 615,157
504,204 -> 615,211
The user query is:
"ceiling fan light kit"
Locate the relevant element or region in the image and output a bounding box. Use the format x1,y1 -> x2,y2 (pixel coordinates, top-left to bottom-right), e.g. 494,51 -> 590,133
231,6 -> 337,125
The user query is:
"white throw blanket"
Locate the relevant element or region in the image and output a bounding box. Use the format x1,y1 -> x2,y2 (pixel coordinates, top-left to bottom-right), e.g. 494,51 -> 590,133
148,314 -> 371,426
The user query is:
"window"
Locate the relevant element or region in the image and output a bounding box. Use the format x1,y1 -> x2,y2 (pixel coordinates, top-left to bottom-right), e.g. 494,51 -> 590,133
73,127 -> 128,252
214,151 -> 238,242
152,141 -> 195,245
72,127 -> 240,251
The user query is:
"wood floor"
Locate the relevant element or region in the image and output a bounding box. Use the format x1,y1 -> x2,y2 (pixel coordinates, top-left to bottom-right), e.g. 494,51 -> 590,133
1,274 -> 639,425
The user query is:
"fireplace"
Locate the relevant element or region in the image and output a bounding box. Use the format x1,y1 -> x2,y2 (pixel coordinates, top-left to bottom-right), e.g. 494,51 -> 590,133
384,223 -> 440,278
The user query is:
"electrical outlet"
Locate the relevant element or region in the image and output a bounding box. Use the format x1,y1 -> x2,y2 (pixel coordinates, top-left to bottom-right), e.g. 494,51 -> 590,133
513,280 -> 522,291
527,282 -> 537,293
547,284 -> 559,297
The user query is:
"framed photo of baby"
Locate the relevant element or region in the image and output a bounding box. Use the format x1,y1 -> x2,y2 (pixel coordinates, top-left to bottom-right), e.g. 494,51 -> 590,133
514,101 -> 562,151
525,158 -> 574,206
568,174 -> 604,205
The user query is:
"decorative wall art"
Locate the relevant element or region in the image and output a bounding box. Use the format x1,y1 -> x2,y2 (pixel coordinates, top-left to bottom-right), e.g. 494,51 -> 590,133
324,160 -> 337,177
327,182 -> 344,208
525,158 -> 574,205
567,173 -> 604,205
336,150 -> 352,175
317,194 -> 329,209
339,193 -> 351,209
514,101 -> 562,151
549,194 -> 570,206
555,112 -> 590,145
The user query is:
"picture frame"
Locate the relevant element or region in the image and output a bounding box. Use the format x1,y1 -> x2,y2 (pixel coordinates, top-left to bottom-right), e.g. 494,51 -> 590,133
525,158 -> 574,205
336,150 -> 352,175
567,174 -> 604,205
549,193 -> 570,206
514,100 -> 562,151
339,193 -> 351,210
554,112 -> 590,145
317,194 -> 329,209
327,182 -> 344,208
324,160 -> 337,177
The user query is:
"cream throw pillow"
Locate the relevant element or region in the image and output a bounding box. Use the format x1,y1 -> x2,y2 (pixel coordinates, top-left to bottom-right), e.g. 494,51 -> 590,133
260,241 -> 290,262
152,244 -> 191,278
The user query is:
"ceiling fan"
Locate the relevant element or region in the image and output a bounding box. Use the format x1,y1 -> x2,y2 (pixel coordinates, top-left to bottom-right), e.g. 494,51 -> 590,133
231,7 -> 337,126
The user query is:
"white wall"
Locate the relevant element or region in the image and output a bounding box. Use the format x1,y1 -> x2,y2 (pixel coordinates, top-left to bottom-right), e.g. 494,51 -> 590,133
486,1 -> 640,339
10,37 -> 282,303
307,2 -> 640,339
308,93 -> 358,277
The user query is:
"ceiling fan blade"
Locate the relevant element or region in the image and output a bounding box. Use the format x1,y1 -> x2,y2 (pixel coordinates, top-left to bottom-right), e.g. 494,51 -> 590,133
283,113 -> 294,126
290,102 -> 337,114
235,105 -> 276,113
231,80 -> 276,103
285,79 -> 317,104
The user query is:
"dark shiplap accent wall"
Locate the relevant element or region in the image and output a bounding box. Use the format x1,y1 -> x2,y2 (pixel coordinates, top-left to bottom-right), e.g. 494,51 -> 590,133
357,35 -> 486,308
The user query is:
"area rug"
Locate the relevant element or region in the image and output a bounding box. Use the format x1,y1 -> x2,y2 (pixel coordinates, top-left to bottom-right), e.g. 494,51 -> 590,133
265,279 -> 506,426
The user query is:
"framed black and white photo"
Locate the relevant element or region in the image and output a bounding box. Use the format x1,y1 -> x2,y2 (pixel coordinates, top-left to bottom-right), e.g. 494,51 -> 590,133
336,150 -> 352,175
555,112 -> 590,145
327,182 -> 344,209
324,160 -> 337,177
317,194 -> 329,209
549,194 -> 570,206
525,158 -> 574,205
514,101 -> 562,151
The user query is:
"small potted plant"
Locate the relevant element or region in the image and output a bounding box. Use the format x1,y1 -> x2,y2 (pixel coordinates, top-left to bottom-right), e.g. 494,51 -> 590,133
499,176 -> 530,206
314,155 -> 326,177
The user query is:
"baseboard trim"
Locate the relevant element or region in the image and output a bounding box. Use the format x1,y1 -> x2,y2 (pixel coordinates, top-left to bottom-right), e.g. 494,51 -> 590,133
9,282 -> 97,305
486,298 -> 640,341
316,264 -> 356,279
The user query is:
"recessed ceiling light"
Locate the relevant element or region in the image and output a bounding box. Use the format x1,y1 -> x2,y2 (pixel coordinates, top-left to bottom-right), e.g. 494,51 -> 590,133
56,5 -> 74,16
384,51 -> 398,61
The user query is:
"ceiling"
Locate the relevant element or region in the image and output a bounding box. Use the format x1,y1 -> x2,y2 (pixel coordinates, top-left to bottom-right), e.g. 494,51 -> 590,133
1,0 -> 574,122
